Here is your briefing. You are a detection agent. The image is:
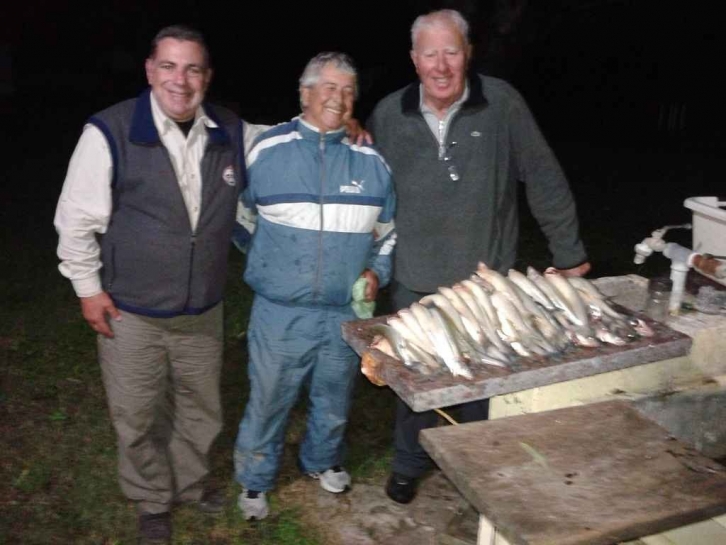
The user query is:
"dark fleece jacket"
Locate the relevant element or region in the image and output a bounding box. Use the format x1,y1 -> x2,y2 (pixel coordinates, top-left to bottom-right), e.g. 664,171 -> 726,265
367,73 -> 588,292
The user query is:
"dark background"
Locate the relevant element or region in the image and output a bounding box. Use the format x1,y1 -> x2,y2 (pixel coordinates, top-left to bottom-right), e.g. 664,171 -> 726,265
4,0 -> 723,138
2,0 -> 724,276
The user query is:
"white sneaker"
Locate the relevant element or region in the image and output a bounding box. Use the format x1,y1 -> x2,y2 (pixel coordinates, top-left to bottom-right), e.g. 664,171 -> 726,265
238,489 -> 269,521
308,466 -> 351,493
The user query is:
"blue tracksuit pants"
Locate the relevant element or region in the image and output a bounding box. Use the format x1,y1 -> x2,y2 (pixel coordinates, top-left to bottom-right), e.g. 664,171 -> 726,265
234,295 -> 359,491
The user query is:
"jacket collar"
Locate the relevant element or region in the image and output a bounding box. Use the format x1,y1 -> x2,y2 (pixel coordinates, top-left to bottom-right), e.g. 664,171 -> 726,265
296,116 -> 347,144
401,72 -> 488,116
129,88 -> 230,146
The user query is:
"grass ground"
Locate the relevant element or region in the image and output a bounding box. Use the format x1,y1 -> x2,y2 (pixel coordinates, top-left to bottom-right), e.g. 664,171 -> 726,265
0,128 -> 721,543
0,233 -> 398,544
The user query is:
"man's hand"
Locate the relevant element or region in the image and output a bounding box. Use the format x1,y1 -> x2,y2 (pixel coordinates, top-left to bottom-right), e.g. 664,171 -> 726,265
80,292 -> 121,338
361,352 -> 386,386
557,262 -> 592,278
360,269 -> 379,301
344,118 -> 373,146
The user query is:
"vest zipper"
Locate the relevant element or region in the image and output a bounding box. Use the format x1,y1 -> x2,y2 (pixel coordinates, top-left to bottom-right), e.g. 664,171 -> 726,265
184,233 -> 196,309
160,143 -> 197,311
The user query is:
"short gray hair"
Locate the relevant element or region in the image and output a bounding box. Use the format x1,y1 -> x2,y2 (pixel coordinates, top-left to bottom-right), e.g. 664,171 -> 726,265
411,9 -> 470,50
299,52 -> 359,98
150,25 -> 210,68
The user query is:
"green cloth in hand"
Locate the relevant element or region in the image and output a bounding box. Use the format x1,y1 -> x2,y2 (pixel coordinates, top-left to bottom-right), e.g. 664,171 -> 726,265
351,276 -> 375,319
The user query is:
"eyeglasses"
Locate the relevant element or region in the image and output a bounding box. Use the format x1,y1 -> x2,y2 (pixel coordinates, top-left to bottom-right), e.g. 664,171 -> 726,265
438,141 -> 459,181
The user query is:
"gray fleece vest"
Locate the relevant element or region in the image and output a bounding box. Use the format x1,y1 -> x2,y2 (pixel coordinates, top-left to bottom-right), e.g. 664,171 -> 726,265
89,89 -> 245,317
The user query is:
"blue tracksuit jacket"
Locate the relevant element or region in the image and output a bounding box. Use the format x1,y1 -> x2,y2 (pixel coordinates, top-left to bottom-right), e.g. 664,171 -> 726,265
234,117 -> 396,305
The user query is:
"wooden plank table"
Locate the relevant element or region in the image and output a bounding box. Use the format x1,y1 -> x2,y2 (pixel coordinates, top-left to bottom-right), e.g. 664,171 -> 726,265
419,399 -> 726,545
341,312 -> 691,412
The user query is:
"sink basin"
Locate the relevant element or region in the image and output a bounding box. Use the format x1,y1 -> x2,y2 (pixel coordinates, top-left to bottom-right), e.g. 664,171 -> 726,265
593,275 -> 726,459
635,386 -> 726,460
592,274 -> 649,313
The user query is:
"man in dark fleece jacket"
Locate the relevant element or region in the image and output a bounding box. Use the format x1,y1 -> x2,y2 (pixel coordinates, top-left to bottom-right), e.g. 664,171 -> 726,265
366,8 -> 591,504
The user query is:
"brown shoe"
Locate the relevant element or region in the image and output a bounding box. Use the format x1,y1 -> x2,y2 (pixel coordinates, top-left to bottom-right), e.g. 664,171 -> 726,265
138,512 -> 171,544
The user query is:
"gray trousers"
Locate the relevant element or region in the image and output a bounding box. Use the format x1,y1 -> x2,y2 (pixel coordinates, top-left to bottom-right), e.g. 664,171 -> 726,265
98,304 -> 223,514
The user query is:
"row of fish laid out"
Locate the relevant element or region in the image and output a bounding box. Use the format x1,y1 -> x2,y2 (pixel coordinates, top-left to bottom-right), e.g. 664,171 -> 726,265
368,263 -> 654,380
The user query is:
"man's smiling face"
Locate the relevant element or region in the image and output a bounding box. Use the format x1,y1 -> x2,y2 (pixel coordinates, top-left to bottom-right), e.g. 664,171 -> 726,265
300,64 -> 356,133
145,37 -> 212,121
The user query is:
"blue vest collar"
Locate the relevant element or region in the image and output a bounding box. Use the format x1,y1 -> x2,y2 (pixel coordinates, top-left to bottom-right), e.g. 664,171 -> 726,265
129,88 -> 230,146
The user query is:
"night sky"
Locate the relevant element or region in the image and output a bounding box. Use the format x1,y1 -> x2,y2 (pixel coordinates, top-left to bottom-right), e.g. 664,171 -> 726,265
4,0 -> 723,137
1,0 -> 723,283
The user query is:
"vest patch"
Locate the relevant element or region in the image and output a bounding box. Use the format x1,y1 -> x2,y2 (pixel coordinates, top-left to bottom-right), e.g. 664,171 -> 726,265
222,166 -> 236,186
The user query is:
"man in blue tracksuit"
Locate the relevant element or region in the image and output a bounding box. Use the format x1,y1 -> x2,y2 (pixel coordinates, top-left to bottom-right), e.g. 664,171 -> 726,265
232,52 -> 396,520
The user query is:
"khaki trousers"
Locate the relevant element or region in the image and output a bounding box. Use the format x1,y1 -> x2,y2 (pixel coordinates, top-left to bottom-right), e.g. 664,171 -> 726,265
98,304 -> 223,514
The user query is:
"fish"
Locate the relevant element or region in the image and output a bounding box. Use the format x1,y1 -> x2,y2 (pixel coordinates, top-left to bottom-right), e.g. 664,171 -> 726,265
568,276 -> 626,321
543,268 -> 591,330
437,286 -> 488,346
629,317 -> 655,337
508,268 -> 556,311
368,324 -> 433,374
489,291 -> 533,357
593,324 -> 627,346
510,282 -> 569,352
476,263 -> 529,317
366,261 -> 654,379
396,308 -> 438,355
432,303 -> 508,369
458,280 -> 514,360
387,316 -> 441,368
454,283 -> 512,356
464,277 -> 502,329
420,306 -> 474,379
417,294 -> 477,344
527,266 -> 587,332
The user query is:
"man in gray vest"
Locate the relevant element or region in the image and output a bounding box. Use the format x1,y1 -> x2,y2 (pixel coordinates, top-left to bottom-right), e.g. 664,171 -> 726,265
54,25 -> 249,544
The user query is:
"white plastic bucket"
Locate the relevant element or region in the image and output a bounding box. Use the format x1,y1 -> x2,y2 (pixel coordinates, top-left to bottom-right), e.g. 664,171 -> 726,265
684,196 -> 726,286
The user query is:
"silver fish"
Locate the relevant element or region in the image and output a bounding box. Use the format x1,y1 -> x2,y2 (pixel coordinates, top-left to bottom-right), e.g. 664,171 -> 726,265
489,291 -> 534,357
456,282 -> 515,361
476,263 -> 529,317
464,277 -> 501,329
369,324 -> 433,374
629,317 -> 655,337
432,301 -> 508,369
510,282 -> 569,353
568,276 -> 626,321
420,306 -> 474,379
437,286 -> 487,346
594,324 -> 627,346
396,309 -> 438,355
417,294 -> 471,341
544,268 -> 591,329
387,316 -> 441,368
508,268 -> 556,311
528,266 -> 585,330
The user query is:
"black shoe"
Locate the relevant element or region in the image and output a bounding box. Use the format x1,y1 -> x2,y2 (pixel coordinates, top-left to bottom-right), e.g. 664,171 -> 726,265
197,488 -> 226,515
138,512 -> 171,545
385,472 -> 418,504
